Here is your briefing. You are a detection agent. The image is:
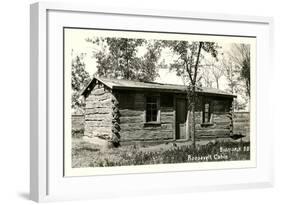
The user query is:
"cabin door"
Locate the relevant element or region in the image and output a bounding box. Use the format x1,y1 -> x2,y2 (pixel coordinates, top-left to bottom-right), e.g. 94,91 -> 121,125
176,98 -> 187,140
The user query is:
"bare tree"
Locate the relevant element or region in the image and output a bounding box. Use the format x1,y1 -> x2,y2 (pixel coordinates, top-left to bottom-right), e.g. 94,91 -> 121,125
222,57 -> 238,94
222,56 -> 248,111
200,67 -> 214,88
204,58 -> 224,89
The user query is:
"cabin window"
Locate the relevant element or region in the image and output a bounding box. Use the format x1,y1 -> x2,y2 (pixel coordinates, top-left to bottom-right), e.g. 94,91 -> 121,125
203,103 -> 211,123
146,96 -> 159,123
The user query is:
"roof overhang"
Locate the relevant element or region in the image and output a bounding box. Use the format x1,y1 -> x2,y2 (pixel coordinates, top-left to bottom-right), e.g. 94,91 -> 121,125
81,77 -> 237,99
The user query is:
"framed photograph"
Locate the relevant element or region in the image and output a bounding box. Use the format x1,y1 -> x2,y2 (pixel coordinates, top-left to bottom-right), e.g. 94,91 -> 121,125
30,2 -> 274,202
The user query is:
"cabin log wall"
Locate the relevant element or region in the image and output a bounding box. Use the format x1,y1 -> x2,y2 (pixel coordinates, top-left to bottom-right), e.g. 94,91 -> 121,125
84,82 -> 113,140
191,96 -> 233,139
114,91 -> 174,142
83,83 -> 235,143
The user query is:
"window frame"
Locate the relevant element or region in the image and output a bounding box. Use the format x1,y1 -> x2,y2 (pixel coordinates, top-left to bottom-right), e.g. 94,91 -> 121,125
145,94 -> 160,124
202,100 -> 212,124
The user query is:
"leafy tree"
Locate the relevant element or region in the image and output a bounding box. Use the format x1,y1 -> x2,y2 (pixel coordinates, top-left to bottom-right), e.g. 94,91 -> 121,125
107,37 -> 145,79
88,37 -> 143,79
228,44 -> 250,97
137,40 -> 162,81
166,40 -> 219,147
71,54 -> 91,109
95,49 -> 115,78
87,37 -> 162,81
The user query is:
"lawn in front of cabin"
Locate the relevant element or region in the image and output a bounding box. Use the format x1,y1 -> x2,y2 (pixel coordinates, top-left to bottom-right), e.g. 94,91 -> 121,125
72,137 -> 250,168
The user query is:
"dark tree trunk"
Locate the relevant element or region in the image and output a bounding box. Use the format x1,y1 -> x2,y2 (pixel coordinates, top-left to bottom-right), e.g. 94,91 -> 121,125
191,85 -> 196,148
190,42 -> 203,148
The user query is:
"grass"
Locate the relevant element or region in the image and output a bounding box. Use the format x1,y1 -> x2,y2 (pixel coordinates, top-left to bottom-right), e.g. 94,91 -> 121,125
72,138 -> 250,168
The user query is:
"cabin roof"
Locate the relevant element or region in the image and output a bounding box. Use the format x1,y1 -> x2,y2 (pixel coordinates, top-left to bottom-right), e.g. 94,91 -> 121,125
82,76 -> 236,98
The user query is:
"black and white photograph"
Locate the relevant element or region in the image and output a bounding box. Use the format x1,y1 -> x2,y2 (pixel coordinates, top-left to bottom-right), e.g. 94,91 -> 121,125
64,28 -> 255,175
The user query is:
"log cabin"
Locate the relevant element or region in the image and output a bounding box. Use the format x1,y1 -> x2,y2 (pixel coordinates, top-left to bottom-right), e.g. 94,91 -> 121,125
81,77 -> 236,146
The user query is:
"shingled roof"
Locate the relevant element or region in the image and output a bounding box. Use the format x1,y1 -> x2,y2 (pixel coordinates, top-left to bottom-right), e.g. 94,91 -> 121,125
82,76 -> 236,98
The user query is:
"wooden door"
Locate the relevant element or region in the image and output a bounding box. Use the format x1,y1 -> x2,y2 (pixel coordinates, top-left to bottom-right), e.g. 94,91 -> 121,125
176,98 -> 187,139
